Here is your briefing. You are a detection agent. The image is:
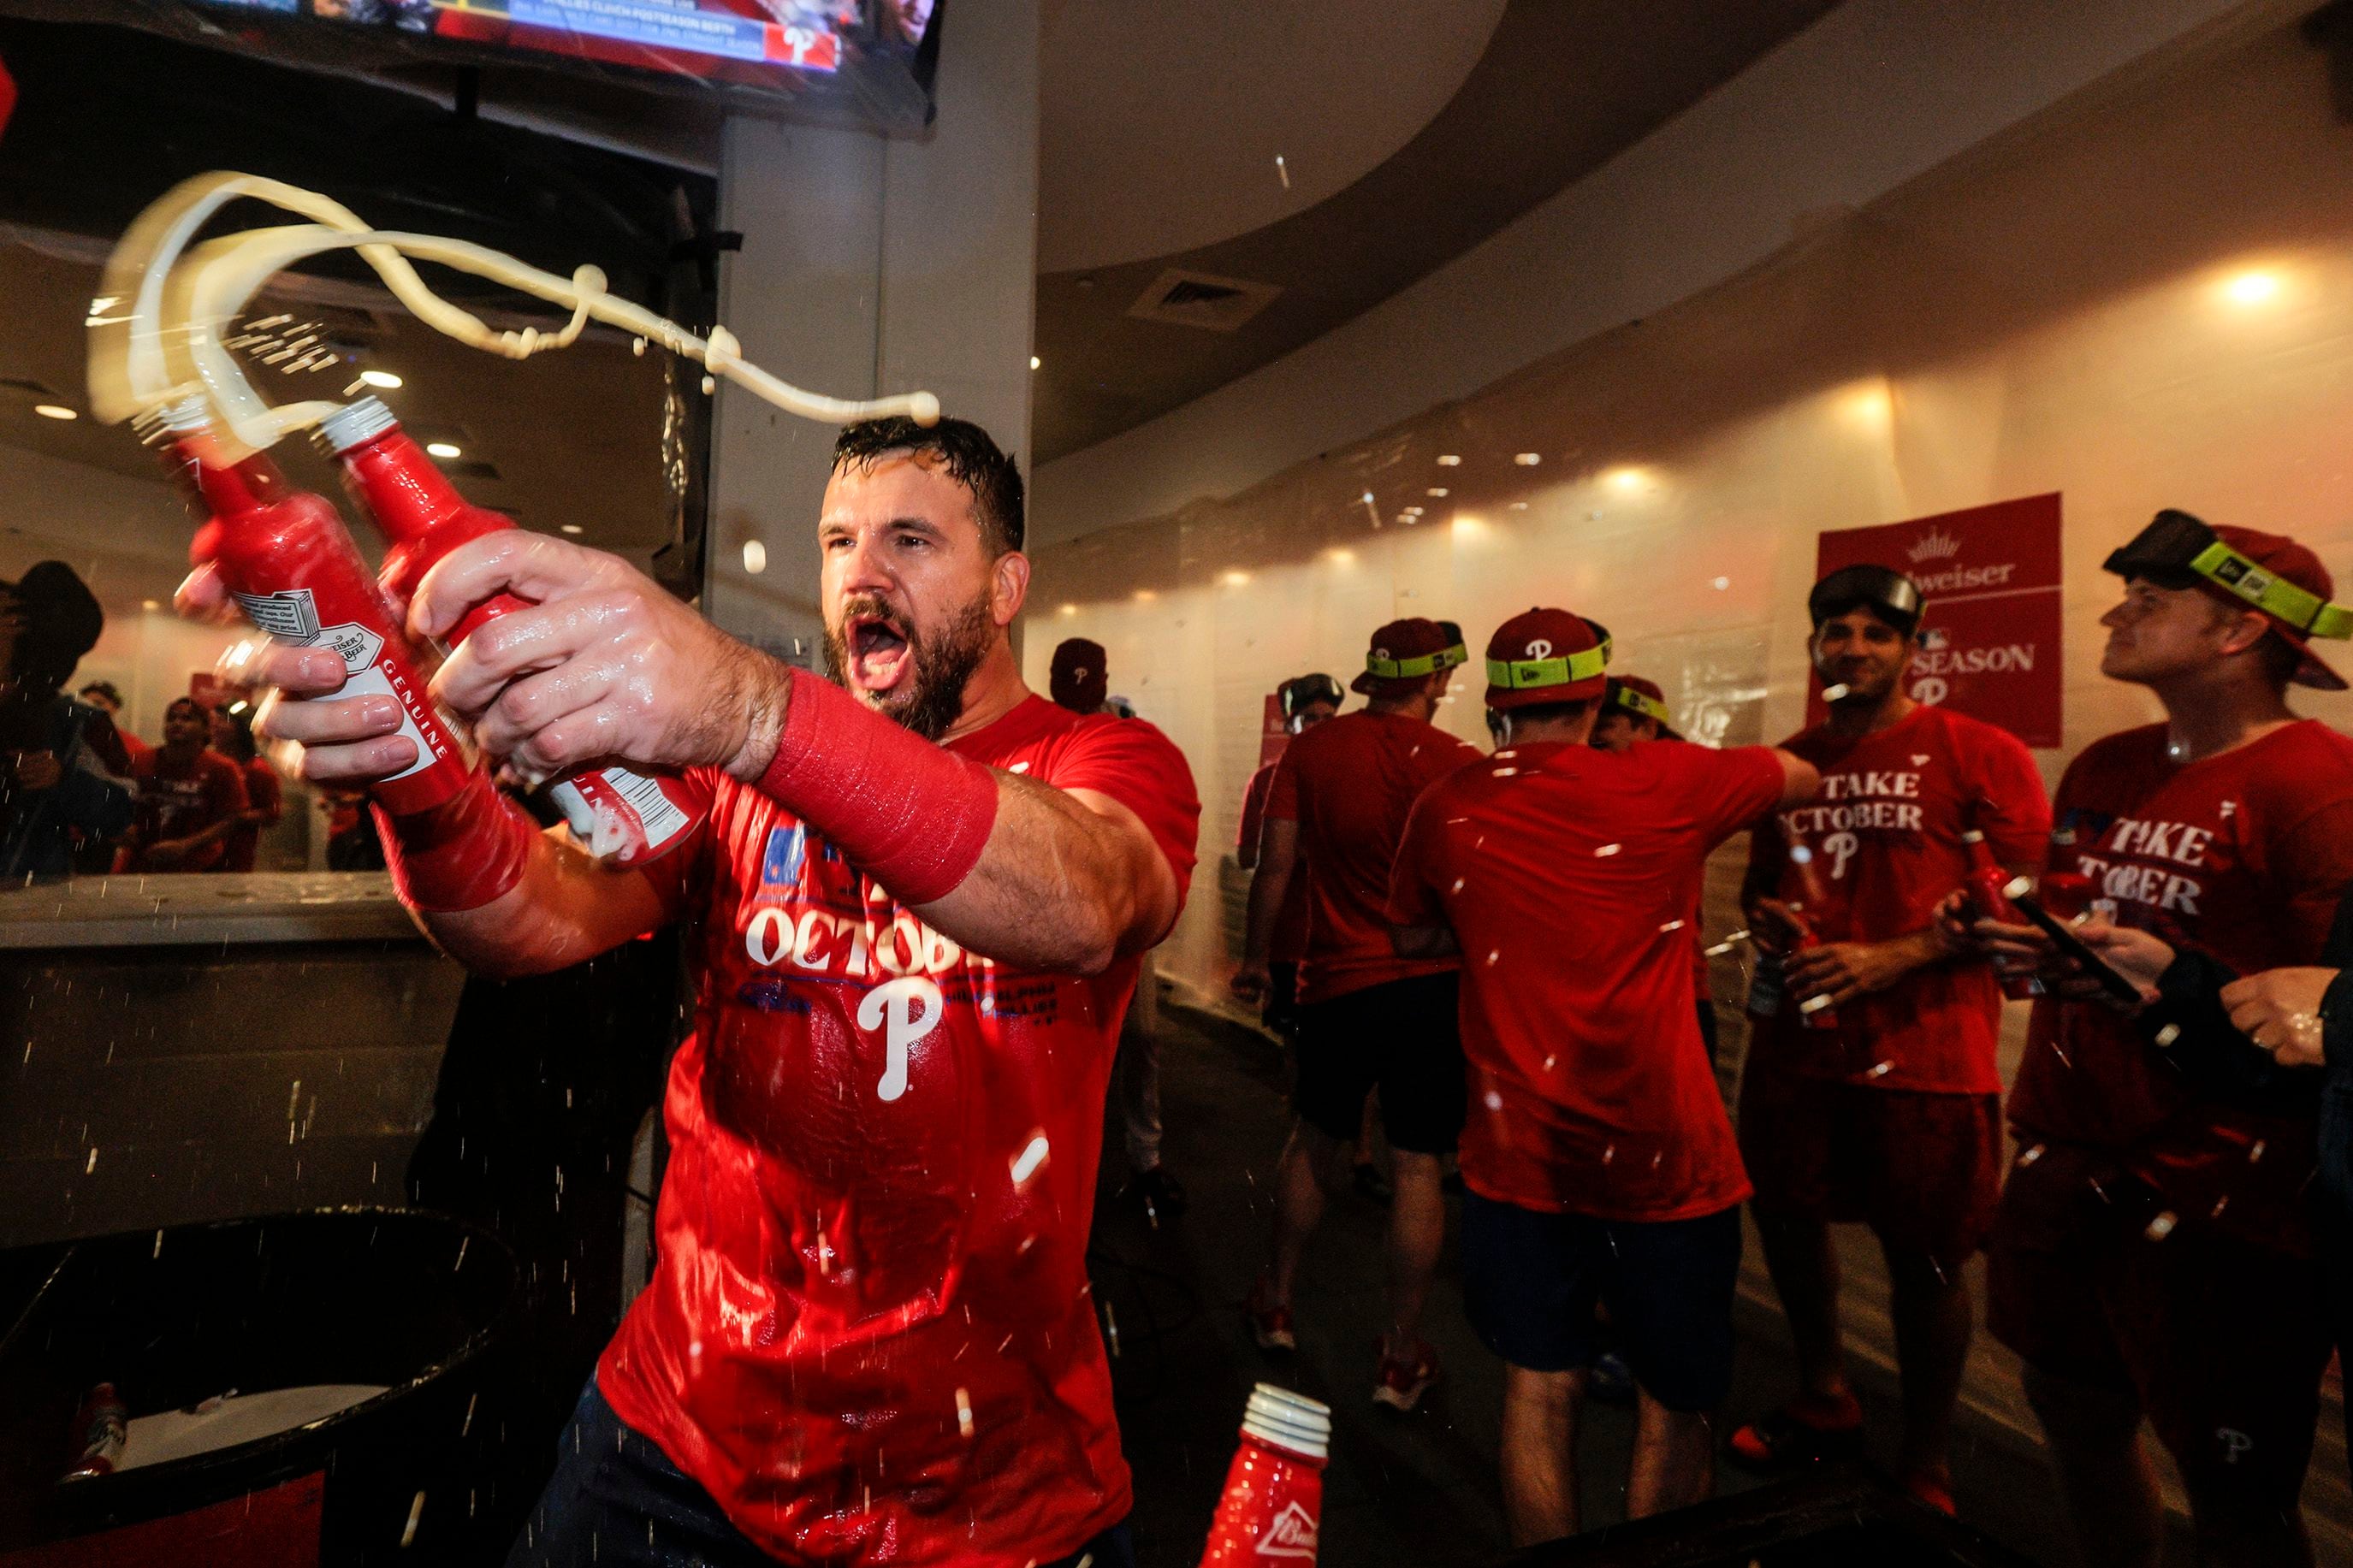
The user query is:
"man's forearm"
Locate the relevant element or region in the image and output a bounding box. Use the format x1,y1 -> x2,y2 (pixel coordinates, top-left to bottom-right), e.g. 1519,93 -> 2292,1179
1242,855 -> 1292,967
412,830 -> 673,979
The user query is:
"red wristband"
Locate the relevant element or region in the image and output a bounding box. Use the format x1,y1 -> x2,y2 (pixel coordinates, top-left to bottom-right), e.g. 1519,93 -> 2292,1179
375,767 -> 536,914
756,667 -> 999,904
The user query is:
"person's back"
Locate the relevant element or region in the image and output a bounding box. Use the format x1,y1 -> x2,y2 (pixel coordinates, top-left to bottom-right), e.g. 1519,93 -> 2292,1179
1276,707 -> 1479,1003
1396,737 -> 1786,1216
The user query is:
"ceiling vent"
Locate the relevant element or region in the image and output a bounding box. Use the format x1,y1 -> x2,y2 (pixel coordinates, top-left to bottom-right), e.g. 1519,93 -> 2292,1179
1126,269 -> 1283,333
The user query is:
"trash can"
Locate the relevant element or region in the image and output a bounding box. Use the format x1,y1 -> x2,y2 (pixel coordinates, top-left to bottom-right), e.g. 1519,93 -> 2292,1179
0,1208 -> 519,1566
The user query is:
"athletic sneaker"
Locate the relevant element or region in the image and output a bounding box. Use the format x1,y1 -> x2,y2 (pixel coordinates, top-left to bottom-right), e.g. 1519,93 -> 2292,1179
1247,1277 -> 1296,1353
1902,1464 -> 1956,1516
1372,1338 -> 1439,1411
1726,1393 -> 1865,1470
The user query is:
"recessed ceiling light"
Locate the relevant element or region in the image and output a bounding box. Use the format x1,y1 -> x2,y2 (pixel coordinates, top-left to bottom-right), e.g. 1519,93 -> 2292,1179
1325,547 -> 1356,565
560,524 -> 584,535
1059,602 -> 1078,614
426,441 -> 462,459
1134,589 -> 1157,602
2221,269 -> 2282,306
1435,454 -> 1461,467
1514,453 -> 1541,465
1220,570 -> 1250,587
1029,355 -> 1041,370
142,599 -> 159,611
742,540 -> 768,574
33,405 -> 76,421
1508,501 -> 1530,511
1426,487 -> 1449,498
358,370 -> 403,390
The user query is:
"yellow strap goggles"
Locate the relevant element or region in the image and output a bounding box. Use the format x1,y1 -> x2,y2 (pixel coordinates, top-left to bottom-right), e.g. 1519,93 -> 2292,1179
2190,542 -> 2353,640
1485,636 -> 1612,692
1365,642 -> 1469,680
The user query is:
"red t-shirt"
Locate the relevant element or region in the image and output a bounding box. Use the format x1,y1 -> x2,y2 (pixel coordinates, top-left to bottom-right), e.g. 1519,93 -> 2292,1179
597,696 -> 1199,1568
1390,741 -> 1787,1219
116,748 -> 248,873
1744,705 -> 2050,1093
1239,761 -> 1309,963
222,757 -> 282,874
1267,710 -> 1481,1003
2008,719 -> 2353,1256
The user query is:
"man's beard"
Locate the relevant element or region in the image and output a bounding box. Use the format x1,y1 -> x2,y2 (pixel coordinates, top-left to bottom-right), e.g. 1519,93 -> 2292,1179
824,591 -> 995,741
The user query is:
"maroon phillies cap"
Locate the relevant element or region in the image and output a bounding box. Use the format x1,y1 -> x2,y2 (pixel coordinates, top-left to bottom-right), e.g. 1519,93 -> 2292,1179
1351,618 -> 1469,695
1604,674 -> 1681,740
1048,636 -> 1109,712
2210,525 -> 2346,690
1485,608 -> 1611,712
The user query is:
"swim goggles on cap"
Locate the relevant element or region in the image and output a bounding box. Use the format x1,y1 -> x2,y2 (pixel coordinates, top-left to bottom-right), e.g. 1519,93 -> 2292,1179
1486,630 -> 1614,692
1808,564 -> 1925,634
2105,510 -> 2353,639
1364,635 -> 1471,680
1609,681 -> 1672,725
1281,673 -> 1344,713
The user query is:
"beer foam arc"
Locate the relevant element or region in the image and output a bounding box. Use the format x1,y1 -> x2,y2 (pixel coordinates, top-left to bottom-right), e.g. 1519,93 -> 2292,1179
88,171 -> 939,459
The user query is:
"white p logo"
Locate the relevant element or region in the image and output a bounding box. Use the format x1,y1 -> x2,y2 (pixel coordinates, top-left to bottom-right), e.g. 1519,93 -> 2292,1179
856,975 -> 943,1103
2217,1427 -> 2254,1464
1525,639 -> 1553,660
1827,831 -> 1860,880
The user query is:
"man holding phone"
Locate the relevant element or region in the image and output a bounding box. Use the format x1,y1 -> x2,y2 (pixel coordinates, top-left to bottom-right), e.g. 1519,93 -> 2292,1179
1969,513 -> 2353,1568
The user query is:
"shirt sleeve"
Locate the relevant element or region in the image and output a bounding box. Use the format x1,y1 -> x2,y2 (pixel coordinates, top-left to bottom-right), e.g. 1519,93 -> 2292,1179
1265,750 -> 1300,823
1967,725 -> 2054,870
1049,717 -> 1202,901
1678,745 -> 1788,849
1384,788 -> 1446,932
2266,796 -> 2353,962
1238,766 -> 1272,853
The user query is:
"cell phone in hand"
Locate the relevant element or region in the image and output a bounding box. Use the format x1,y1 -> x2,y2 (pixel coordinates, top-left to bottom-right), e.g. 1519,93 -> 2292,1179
2006,885 -> 2144,1005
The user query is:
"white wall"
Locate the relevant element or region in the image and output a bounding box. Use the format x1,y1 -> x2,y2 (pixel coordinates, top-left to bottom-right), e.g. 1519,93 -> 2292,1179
704,0 -> 1040,657
1030,0 -> 2263,547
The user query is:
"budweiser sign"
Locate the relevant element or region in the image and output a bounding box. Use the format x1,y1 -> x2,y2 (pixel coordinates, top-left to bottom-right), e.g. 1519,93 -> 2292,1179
1811,494 -> 2064,747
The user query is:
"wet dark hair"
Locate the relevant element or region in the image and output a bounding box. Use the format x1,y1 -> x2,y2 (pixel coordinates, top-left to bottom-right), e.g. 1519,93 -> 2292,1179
1501,698 -> 1596,727
833,416 -> 1026,556
78,680 -> 123,708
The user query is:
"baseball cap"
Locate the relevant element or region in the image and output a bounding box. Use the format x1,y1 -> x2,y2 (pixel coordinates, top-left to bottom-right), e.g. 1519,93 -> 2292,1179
1808,564 -> 1926,637
1485,607 -> 1612,712
1281,673 -> 1344,715
2104,510 -> 2349,689
1351,618 -> 1470,696
1048,636 -> 1109,711
1604,675 -> 1681,741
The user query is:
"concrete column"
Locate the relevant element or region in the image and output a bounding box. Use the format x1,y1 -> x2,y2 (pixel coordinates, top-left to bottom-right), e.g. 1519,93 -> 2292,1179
705,4 -> 1040,660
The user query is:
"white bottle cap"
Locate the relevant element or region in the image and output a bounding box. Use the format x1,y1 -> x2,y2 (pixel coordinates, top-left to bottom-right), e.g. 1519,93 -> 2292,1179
312,394 -> 400,457
1243,1383 -> 1331,1460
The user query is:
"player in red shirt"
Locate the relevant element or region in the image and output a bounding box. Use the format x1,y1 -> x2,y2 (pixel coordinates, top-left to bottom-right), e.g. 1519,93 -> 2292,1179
1388,609 -> 1816,1543
1729,565 -> 2050,1512
1237,673 -> 1342,1035
1591,674 -> 1726,1062
1231,618 -> 1482,1409
205,417 -> 1200,1568
112,695 -> 251,873
209,704 -> 283,873
1957,513 -> 2353,1568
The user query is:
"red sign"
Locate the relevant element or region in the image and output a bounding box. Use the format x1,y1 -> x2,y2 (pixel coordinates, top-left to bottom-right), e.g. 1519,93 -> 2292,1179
1811,493 -> 2064,748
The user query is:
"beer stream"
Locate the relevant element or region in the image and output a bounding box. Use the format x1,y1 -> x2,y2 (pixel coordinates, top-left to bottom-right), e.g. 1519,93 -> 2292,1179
86,170 -> 939,454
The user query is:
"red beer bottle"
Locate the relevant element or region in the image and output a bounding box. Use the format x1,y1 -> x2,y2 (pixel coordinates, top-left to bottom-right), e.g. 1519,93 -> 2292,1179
1959,828 -> 2036,1000
1785,842 -> 1840,1032
314,397 -> 709,866
145,400 -> 474,816
1199,1383 -> 1330,1566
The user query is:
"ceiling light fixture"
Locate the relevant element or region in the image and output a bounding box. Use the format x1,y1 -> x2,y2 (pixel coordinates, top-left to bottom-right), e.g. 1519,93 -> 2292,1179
1059,602 -> 1078,615
1603,465 -> 1646,493
1435,454 -> 1461,467
1426,487 -> 1449,498
142,599 -> 160,611
426,441 -> 463,459
1220,570 -> 1250,587
359,370 -> 403,390
2221,268 -> 2282,307
1514,453 -> 1541,465
33,405 -> 76,421
743,541 -> 768,575
560,524 -> 584,535
1029,355 -> 1041,371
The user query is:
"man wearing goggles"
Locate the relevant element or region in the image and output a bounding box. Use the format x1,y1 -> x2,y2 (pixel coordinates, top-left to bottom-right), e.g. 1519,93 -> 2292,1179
1965,512 -> 2353,1566
1233,618 -> 1481,1411
1237,673 -> 1345,1036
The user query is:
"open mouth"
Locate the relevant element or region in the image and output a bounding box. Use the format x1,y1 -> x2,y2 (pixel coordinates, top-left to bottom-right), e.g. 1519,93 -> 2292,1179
847,612 -> 914,693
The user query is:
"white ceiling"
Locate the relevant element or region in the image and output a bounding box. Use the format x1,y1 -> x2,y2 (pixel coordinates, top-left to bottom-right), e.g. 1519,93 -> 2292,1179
1036,0 -> 1510,275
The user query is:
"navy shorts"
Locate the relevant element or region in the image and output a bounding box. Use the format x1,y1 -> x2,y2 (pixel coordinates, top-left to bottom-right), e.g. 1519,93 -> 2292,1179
1294,973 -> 1466,1154
1460,1191 -> 1743,1411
